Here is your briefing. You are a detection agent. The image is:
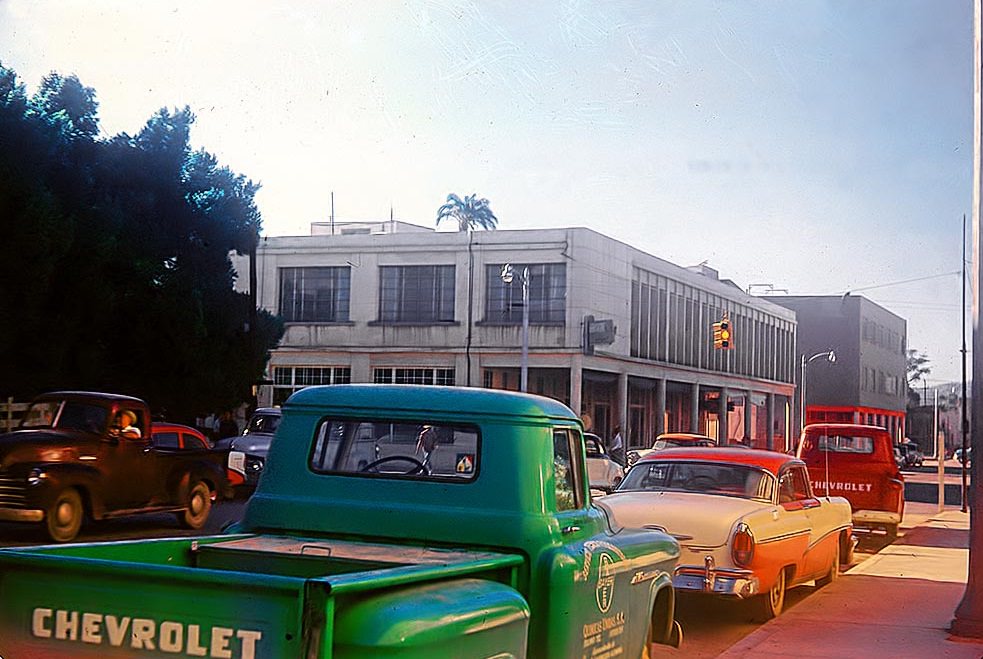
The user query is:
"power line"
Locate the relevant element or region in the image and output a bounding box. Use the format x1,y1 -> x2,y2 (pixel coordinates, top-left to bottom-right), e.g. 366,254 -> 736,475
839,270 -> 961,294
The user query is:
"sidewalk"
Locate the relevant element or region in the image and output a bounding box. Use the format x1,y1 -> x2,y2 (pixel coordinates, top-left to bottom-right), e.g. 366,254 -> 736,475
719,508 -> 983,658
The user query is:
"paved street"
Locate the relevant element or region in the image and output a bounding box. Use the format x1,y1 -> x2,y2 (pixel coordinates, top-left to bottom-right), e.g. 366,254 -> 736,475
0,497 -> 249,548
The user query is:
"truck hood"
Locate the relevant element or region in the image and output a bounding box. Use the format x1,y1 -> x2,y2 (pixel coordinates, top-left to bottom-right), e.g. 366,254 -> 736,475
599,490 -> 769,547
0,429 -> 87,469
230,434 -> 274,456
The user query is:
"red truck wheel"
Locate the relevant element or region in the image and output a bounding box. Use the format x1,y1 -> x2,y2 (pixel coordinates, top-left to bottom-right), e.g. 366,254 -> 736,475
45,488 -> 83,542
178,481 -> 212,529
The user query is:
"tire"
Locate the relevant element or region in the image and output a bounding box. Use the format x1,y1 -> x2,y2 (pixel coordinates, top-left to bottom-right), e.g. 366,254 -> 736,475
178,481 -> 212,530
45,487 -> 84,543
750,568 -> 786,622
816,540 -> 840,588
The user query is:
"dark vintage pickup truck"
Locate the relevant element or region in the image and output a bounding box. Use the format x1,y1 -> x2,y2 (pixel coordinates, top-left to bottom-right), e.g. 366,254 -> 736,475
0,385 -> 681,658
0,391 -> 232,542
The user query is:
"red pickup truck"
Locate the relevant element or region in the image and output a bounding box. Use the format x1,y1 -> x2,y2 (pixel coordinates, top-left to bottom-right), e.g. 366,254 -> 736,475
797,423 -> 904,541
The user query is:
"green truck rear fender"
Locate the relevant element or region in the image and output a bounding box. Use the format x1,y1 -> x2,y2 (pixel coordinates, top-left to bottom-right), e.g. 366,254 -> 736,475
330,578 -> 530,658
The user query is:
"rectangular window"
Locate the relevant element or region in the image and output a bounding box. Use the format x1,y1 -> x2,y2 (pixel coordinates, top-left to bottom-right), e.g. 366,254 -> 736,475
552,429 -> 583,511
373,368 -> 456,386
279,267 -> 350,322
485,263 -> 566,324
272,366 -> 351,406
309,418 -> 479,481
379,265 -> 455,323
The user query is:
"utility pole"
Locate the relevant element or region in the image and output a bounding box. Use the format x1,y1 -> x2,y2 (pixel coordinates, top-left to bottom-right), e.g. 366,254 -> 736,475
952,0 -> 983,637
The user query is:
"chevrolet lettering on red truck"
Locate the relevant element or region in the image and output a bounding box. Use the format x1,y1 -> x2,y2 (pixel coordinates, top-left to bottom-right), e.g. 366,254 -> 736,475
0,385 -> 682,658
0,391 -> 232,542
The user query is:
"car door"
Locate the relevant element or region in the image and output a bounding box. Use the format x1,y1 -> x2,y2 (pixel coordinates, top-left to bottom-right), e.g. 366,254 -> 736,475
784,465 -> 838,579
776,466 -> 822,581
100,411 -> 162,510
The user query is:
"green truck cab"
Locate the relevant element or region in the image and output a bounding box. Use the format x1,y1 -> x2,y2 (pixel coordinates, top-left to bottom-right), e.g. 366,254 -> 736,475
0,385 -> 681,658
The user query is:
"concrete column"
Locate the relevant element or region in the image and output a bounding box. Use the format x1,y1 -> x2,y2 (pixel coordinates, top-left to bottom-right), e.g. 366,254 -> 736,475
766,393 -> 775,451
655,378 -> 667,438
718,387 -> 729,445
744,390 -> 753,444
351,353 -> 371,383
570,356 -> 583,416
618,372 -> 629,436
455,353 -> 469,387
690,383 -> 700,433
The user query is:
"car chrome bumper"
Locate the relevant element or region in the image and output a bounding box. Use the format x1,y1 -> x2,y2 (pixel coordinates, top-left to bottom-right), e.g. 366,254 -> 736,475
853,510 -> 902,527
673,556 -> 758,598
0,507 -> 43,523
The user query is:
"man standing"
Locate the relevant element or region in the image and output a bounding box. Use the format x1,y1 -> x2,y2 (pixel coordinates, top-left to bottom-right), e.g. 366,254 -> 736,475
609,425 -> 625,466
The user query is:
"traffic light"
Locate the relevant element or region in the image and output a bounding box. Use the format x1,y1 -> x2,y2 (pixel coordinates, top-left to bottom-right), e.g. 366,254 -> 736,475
713,318 -> 733,349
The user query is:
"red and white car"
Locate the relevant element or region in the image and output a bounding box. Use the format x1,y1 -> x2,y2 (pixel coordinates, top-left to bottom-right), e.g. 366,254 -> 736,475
600,447 -> 854,620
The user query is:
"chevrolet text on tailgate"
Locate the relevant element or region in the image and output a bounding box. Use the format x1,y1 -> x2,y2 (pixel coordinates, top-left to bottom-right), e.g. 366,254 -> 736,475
0,385 -> 682,658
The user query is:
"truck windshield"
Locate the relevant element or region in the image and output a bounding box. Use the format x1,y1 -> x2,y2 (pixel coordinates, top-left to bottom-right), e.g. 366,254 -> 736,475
619,460 -> 775,502
309,419 -> 479,481
21,400 -> 108,434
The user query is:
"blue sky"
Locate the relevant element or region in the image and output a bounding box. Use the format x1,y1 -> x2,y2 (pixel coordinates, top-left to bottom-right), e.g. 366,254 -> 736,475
0,0 -> 972,381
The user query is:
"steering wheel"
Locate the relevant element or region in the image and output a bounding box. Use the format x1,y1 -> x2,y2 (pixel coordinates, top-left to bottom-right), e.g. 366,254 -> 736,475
684,475 -> 719,491
359,455 -> 428,475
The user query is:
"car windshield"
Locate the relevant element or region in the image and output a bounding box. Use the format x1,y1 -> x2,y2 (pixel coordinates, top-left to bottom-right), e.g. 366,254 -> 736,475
245,413 -> 280,435
21,400 -> 108,434
618,460 -> 775,502
309,418 -> 479,482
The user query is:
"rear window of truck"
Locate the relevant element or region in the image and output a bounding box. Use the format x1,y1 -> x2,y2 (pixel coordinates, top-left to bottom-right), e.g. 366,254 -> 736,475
309,419 -> 480,481
805,434 -> 875,454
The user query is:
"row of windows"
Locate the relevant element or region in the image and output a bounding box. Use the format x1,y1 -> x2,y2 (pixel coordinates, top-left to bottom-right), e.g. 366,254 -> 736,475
629,268 -> 796,383
279,264 -> 567,325
861,367 -> 903,397
862,318 -> 905,355
272,367 -> 352,405
272,366 -> 456,404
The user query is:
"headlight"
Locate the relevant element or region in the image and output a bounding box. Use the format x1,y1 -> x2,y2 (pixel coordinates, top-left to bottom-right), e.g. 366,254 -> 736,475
27,467 -> 48,486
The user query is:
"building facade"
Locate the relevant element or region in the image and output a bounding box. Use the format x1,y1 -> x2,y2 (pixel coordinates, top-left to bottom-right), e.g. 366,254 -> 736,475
768,295 -> 908,441
236,224 -> 799,450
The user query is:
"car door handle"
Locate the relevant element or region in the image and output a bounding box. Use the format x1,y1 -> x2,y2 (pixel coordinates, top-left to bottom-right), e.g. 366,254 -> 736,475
562,525 -> 581,534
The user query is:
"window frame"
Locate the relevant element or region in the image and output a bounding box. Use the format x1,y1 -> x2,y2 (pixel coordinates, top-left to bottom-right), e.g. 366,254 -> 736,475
278,266 -> 351,323
377,264 -> 456,324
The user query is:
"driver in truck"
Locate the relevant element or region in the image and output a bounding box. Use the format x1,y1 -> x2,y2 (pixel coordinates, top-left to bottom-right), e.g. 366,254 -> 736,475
115,409 -> 141,439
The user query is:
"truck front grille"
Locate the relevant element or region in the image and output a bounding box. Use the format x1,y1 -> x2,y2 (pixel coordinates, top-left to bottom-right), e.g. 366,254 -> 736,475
0,472 -> 28,508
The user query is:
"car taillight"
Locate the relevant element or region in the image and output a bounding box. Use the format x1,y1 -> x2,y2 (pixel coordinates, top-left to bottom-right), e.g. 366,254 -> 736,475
732,523 -> 755,567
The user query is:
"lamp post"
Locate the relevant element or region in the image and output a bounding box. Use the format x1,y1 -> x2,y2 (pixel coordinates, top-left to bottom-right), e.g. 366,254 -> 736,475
799,351 -> 836,438
500,264 -> 529,392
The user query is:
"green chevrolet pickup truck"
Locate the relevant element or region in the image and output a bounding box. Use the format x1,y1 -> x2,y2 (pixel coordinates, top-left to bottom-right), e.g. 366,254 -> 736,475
0,385 -> 681,658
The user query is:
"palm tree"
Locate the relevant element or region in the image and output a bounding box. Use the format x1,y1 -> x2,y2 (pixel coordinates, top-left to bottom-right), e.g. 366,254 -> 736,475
436,193 -> 498,231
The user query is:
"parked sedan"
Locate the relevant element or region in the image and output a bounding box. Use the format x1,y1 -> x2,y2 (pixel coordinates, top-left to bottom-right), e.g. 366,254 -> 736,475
627,432 -> 717,465
599,447 -> 854,621
584,433 -> 624,492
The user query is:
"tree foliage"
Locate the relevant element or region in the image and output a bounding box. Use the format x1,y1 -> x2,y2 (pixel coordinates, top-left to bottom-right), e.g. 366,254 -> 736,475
0,63 -> 282,421
436,193 -> 498,231
906,349 -> 931,387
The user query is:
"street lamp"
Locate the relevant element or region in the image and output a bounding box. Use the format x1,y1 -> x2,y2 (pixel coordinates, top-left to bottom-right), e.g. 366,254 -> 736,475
800,350 -> 836,438
500,264 -> 529,392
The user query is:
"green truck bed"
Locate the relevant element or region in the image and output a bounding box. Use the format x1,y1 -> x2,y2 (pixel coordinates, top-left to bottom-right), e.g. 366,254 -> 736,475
0,534 -> 527,658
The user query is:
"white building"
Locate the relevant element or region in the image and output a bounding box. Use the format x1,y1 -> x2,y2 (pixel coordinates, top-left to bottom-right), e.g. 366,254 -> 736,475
235,222 -> 798,450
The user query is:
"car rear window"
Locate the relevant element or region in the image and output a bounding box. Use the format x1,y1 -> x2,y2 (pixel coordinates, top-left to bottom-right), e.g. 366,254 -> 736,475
806,434 -> 874,454
309,418 -> 479,482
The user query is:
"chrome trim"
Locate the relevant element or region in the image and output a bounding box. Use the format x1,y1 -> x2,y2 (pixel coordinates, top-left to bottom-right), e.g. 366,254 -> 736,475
674,562 -> 759,598
630,569 -> 665,585
756,529 -> 810,545
0,507 -> 43,522
808,524 -> 852,549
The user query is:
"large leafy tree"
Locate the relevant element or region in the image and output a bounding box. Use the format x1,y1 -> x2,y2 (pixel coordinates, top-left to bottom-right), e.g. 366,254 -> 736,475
0,63 -> 282,421
435,193 -> 498,231
906,349 -> 931,406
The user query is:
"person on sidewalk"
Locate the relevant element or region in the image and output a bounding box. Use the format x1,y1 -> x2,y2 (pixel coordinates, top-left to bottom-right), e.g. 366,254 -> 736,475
609,425 -> 626,466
